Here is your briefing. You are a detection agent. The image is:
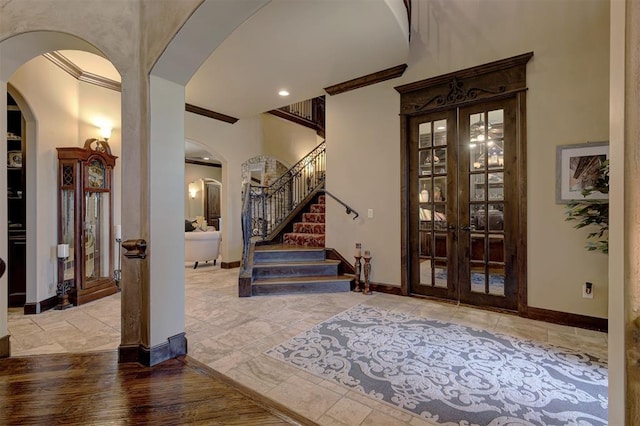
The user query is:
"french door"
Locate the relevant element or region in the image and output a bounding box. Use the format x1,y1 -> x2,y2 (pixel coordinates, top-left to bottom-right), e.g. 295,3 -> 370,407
409,97 -> 520,311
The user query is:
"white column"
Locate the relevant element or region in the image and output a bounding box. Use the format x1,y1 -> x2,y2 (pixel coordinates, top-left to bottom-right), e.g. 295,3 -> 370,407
149,75 -> 185,348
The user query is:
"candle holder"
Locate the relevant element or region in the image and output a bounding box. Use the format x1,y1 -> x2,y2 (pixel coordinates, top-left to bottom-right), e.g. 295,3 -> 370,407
114,236 -> 122,288
56,258 -> 72,310
56,244 -> 72,309
353,243 -> 362,292
354,255 -> 362,292
363,251 -> 373,295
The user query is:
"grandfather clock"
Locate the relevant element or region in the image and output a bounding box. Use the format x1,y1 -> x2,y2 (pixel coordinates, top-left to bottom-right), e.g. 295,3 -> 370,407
57,138 -> 118,305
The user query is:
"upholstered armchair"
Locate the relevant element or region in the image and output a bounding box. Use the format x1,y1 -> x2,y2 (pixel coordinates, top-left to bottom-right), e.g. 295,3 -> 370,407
185,230 -> 221,269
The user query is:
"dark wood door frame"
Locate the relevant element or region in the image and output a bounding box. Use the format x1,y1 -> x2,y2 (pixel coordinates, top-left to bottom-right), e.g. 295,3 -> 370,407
395,52 -> 533,314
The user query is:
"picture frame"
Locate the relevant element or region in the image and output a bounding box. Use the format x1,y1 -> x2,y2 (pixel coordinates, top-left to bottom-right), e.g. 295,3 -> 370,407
556,141 -> 609,203
7,150 -> 22,168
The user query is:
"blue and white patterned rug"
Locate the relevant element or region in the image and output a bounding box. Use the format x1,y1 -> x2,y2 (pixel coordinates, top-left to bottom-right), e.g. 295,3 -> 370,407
265,304 -> 608,425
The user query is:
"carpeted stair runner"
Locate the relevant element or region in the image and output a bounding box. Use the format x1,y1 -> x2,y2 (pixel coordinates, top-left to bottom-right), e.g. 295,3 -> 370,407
283,195 -> 325,247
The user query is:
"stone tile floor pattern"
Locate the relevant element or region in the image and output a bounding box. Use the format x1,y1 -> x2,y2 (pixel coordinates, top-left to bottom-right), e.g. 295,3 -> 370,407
7,261 -> 608,425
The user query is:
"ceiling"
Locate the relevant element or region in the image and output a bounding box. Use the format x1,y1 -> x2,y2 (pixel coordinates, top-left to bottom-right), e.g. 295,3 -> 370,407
50,0 -> 410,163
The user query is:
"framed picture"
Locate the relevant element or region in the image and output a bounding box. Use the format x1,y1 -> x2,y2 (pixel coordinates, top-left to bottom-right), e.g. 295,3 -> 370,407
556,141 -> 609,203
7,151 -> 22,168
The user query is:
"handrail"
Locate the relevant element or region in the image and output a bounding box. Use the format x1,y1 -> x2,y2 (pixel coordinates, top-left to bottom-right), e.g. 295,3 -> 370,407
320,189 -> 359,220
240,181 -> 252,275
240,140 -> 358,263
268,141 -> 325,192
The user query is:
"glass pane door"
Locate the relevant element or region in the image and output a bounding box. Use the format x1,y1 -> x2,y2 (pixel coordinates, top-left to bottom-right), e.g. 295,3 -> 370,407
411,110 -> 457,299
458,99 -> 518,310
84,192 -> 111,284
410,99 -> 519,310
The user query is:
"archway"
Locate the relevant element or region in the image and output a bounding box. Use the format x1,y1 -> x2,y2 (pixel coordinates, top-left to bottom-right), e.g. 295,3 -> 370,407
1,32 -> 122,357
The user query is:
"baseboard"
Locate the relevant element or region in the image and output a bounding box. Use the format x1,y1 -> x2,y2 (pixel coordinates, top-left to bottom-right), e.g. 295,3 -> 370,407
118,344 -> 140,363
118,333 -> 188,366
23,295 -> 59,315
325,248 -> 355,275
526,307 -> 607,332
368,282 -> 403,296
0,334 -> 10,358
221,260 -> 240,269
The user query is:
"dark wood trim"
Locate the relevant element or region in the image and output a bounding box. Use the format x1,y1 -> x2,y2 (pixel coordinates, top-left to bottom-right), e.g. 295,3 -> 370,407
185,158 -> 222,168
118,344 -> 140,363
239,276 -> 252,297
526,307 -> 607,332
0,334 -> 9,358
268,109 -> 319,132
118,333 -> 187,366
407,293 -> 607,332
221,260 -> 241,269
182,356 -> 320,426
324,64 -> 408,96
369,282 -> 403,296
325,248 -> 355,275
516,91 -> 528,315
395,52 -> 534,94
400,115 -> 411,296
185,103 -> 239,124
23,295 -> 59,315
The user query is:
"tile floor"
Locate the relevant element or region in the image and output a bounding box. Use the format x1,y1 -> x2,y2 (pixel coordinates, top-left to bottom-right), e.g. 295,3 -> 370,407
7,261 -> 608,425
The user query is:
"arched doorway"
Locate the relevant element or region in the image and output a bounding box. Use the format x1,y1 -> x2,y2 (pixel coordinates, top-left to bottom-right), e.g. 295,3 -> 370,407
1,33 -> 122,357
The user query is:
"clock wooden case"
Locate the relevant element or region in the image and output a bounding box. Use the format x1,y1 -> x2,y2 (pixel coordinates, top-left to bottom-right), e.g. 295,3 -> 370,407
57,138 -> 118,305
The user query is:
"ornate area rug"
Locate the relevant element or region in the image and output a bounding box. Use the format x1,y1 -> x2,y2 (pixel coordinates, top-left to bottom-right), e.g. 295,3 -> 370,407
265,305 -> 607,425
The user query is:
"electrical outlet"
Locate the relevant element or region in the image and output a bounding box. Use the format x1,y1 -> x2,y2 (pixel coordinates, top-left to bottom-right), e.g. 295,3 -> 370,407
368,209 -> 374,219
582,282 -> 594,299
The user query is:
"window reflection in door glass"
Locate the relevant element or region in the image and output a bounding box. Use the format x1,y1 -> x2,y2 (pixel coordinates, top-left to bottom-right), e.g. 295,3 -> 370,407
419,122 -> 432,148
434,120 -> 447,146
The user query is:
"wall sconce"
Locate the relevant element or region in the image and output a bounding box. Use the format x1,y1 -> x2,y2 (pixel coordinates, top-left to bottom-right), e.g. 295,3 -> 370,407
189,188 -> 197,199
99,126 -> 112,142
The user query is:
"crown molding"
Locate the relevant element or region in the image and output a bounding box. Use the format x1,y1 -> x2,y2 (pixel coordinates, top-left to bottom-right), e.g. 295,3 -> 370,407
185,103 -> 239,124
185,158 -> 222,168
324,64 -> 408,96
43,51 -> 122,92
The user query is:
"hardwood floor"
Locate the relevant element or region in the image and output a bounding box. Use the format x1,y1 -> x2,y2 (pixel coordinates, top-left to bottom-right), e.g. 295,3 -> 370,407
0,351 -> 314,425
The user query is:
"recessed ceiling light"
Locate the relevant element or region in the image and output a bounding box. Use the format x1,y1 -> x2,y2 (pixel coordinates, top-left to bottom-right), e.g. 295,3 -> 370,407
278,90 -> 290,97
203,157 -> 210,160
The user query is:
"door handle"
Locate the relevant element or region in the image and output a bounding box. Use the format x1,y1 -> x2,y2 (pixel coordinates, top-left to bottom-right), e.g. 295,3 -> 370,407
447,224 -> 456,231
460,225 -> 472,231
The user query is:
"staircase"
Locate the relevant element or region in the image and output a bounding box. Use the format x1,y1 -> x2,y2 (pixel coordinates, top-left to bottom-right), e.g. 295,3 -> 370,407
251,195 -> 352,296
282,195 -> 326,247
251,246 -> 351,296
240,141 -> 359,297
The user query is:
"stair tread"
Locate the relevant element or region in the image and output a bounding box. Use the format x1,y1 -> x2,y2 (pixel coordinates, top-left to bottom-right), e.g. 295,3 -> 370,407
253,259 -> 340,268
283,233 -> 325,237
253,275 -> 352,285
255,245 -> 324,252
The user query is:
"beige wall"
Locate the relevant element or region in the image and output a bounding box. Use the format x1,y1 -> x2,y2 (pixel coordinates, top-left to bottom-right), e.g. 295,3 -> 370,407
327,0 -> 610,318
7,55 -> 123,308
262,113 -> 320,167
